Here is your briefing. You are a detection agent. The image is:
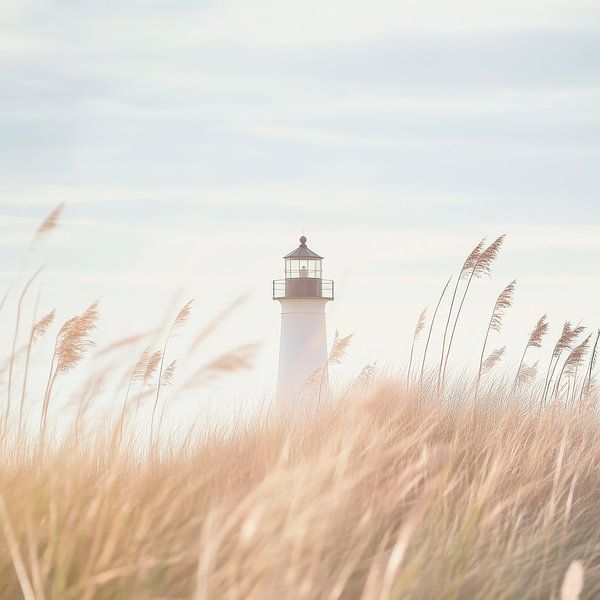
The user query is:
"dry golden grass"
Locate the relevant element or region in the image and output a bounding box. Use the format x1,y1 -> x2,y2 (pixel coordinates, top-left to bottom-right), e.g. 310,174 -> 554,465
1,385 -> 599,599
0,205 -> 598,599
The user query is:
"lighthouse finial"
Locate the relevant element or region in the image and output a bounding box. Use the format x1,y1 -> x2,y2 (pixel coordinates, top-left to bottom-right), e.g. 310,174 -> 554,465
300,235 -> 307,245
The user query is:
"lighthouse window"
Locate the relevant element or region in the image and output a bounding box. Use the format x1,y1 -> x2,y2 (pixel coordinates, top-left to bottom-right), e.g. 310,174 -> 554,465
285,258 -> 322,278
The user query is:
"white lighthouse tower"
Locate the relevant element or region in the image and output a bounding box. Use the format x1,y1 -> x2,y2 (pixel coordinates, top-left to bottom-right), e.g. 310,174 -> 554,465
273,236 -> 334,407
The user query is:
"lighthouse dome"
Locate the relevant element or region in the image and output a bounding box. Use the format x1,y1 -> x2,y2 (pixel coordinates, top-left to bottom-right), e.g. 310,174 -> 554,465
284,236 -> 323,259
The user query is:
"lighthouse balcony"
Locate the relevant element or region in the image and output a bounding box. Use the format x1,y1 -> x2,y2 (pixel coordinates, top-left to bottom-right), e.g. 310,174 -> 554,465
273,278 -> 334,300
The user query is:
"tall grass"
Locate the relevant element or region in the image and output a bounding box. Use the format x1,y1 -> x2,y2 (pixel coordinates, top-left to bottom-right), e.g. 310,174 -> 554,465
1,386 -> 599,598
0,207 -> 598,599
475,279 -> 516,401
513,314 -> 549,393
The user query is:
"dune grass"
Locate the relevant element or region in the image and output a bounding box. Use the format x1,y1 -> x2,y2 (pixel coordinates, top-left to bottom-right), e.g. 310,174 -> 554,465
0,204 -> 598,598
1,385 -> 599,599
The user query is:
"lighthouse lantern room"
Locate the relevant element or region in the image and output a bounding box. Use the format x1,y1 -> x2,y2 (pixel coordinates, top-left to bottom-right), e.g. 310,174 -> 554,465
273,235 -> 334,301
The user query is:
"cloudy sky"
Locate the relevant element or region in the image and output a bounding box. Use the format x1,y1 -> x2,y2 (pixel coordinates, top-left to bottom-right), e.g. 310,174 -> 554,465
1,0 -> 599,416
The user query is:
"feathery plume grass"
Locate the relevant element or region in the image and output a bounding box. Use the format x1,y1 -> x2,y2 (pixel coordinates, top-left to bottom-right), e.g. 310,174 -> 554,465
327,330 -> 354,366
184,343 -> 261,388
144,350 -> 162,383
528,314 -> 550,349
151,300 -> 193,444
475,280 -> 516,399
317,330 -> 353,403
488,280 -> 516,334
353,363 -> 376,391
481,346 -> 506,375
556,323 -> 586,356
543,322 -> 586,404
555,334 -> 592,402
515,361 -> 539,390
135,350 -> 162,416
441,235 -> 505,391
161,360 -> 177,388
172,300 -> 193,330
54,302 -> 100,375
305,331 -> 352,390
581,330 -> 599,402
472,235 -> 505,278
306,330 -> 354,386
95,330 -> 157,358
32,202 -> 65,245
513,314 -> 549,392
564,336 -> 592,377
438,240 -> 485,387
131,348 -> 152,384
407,307 -> 427,386
40,301 -> 99,438
31,309 -> 56,344
1,203 -> 64,321
21,202 -> 65,272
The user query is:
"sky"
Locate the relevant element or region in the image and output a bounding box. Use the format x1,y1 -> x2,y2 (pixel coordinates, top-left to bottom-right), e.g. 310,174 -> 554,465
0,0 -> 599,421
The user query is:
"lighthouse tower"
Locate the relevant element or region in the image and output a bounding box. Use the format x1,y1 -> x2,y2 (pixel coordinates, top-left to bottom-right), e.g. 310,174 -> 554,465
273,236 -> 334,406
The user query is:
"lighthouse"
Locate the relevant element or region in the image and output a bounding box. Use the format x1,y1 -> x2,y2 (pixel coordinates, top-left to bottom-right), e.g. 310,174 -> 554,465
273,236 -> 334,407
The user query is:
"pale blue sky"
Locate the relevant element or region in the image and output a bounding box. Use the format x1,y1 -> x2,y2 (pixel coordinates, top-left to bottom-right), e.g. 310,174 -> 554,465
1,0 -> 599,418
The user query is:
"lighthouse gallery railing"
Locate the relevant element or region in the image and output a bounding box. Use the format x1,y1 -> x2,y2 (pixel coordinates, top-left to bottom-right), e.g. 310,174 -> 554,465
272,278 -> 334,300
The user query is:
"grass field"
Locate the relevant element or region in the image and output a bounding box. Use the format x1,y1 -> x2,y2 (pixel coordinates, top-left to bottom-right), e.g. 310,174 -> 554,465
0,385 -> 597,599
0,206 -> 597,599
